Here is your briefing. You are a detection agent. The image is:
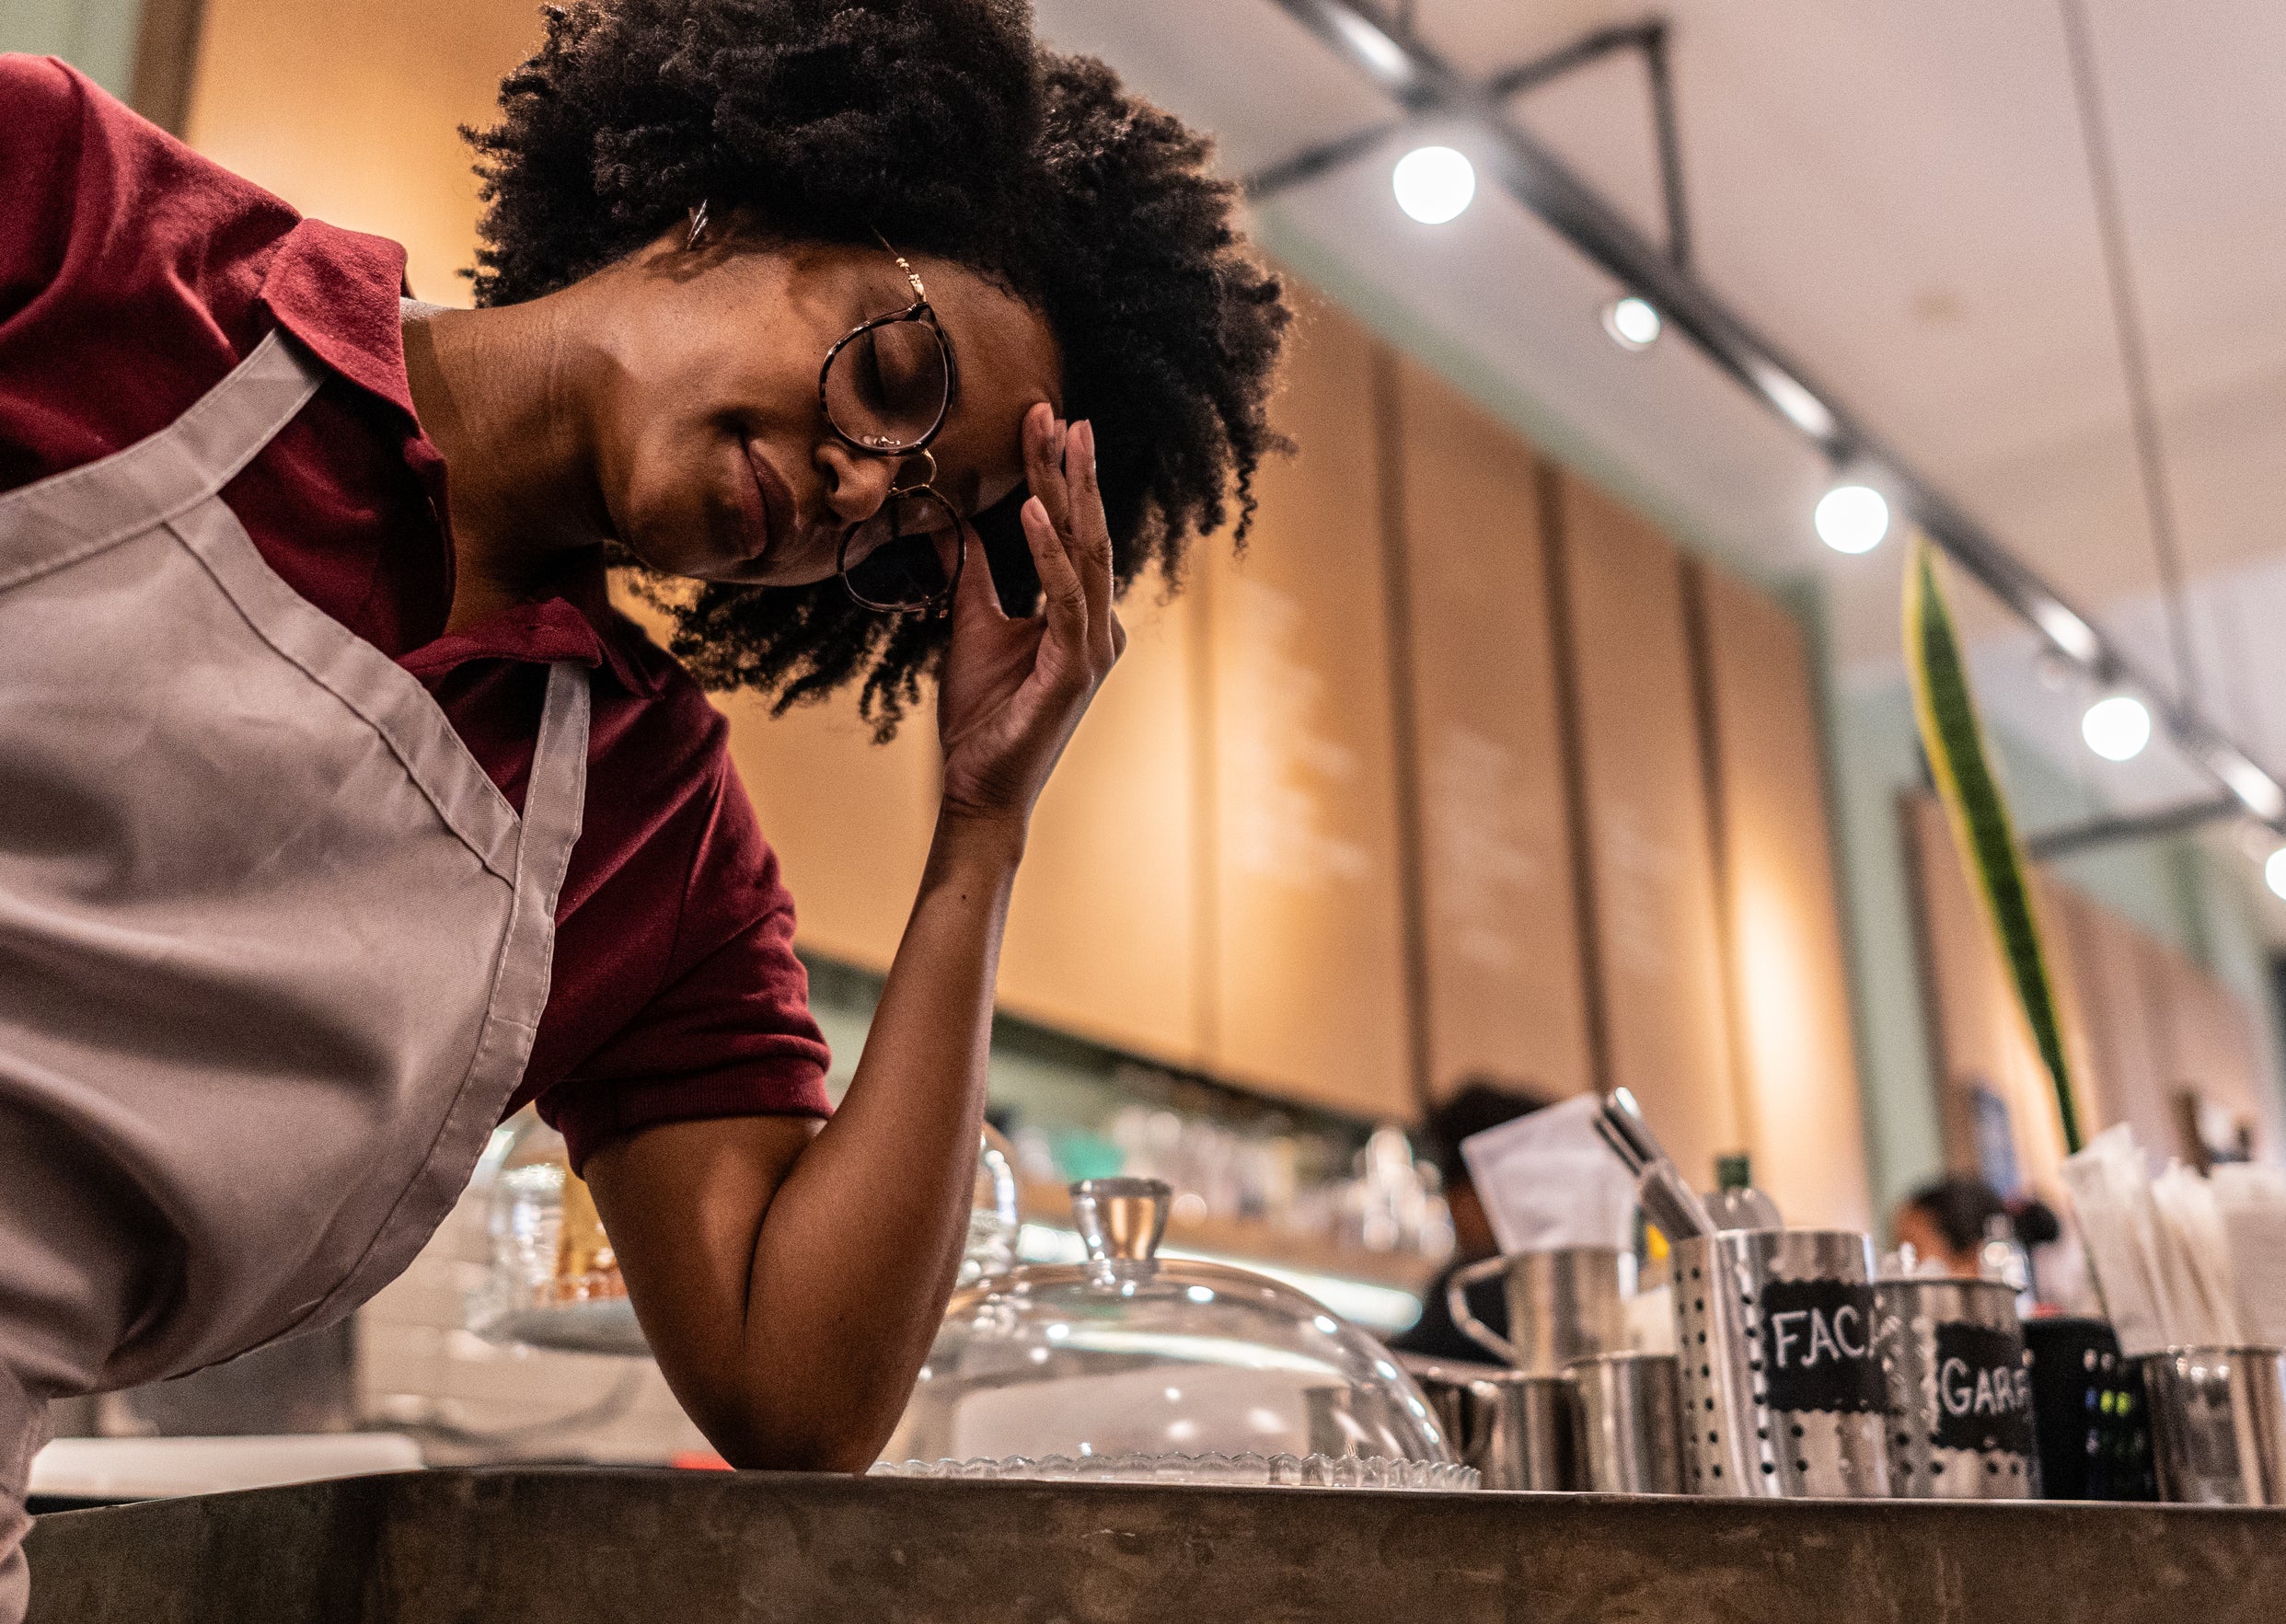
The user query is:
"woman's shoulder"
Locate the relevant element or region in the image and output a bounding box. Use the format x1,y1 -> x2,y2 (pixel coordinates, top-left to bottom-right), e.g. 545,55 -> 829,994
0,54 -> 305,491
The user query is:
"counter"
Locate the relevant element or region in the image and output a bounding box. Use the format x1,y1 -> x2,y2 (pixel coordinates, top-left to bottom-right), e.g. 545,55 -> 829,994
25,1467 -> 2286,1622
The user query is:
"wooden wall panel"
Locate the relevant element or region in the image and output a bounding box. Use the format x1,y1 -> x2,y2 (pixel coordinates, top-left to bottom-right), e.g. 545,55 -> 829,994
609,585 -> 939,973
1392,358 -> 1591,1107
1691,562 -> 1870,1230
186,0 -> 537,302
717,690 -> 940,974
996,576 -> 1199,1065
2145,938 -> 2268,1161
1551,473 -> 1736,1185
2046,882 -> 2170,1154
1202,298 -> 1412,1122
1901,794 -> 2074,1196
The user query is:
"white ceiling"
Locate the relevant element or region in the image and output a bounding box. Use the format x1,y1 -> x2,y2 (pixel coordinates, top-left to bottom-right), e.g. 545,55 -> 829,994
1033,0 -> 2286,821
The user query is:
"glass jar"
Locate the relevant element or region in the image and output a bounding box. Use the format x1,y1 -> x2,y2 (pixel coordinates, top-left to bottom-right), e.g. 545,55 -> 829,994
464,1111 -> 646,1354
876,1178 -> 1476,1489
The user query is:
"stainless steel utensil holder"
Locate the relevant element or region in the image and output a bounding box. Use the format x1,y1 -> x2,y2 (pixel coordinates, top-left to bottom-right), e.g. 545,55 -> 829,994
1448,1247 -> 1634,1375
1566,1351 -> 1684,1493
2142,1346 -> 2286,1505
1673,1229 -> 1892,1497
1465,1370 -> 1577,1491
1875,1277 -> 2037,1499
1393,1358 -> 1576,1490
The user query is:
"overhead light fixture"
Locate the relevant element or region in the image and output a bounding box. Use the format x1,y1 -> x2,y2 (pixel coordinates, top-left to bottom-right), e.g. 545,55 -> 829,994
1814,483 -> 1888,554
1392,145 -> 1475,225
1601,295 -> 1662,351
2267,848 -> 2286,903
1749,362 -> 1838,440
2210,749 -> 2286,824
1327,6 -> 1412,84
2081,693 -> 2152,763
2030,602 -> 2102,666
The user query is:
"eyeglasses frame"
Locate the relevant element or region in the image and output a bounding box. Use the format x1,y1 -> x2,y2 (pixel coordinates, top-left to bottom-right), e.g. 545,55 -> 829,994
819,241 -> 966,615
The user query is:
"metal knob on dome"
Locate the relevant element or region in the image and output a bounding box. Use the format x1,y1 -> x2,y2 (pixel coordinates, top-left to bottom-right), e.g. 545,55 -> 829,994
1070,1177 -> 1171,1269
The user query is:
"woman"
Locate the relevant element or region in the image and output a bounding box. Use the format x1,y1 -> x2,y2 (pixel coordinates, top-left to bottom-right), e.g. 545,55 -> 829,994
0,0 -> 1286,1606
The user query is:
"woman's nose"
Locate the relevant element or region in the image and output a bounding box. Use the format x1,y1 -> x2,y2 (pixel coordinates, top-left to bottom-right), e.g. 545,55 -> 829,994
820,447 -> 900,525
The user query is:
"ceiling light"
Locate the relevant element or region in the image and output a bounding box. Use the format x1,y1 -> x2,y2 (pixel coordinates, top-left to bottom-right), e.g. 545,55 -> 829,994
2081,693 -> 2152,763
2030,602 -> 2101,664
1814,484 -> 1888,554
1601,296 -> 1662,351
2267,848 -> 2286,903
1329,6 -> 1412,83
1392,146 -> 1474,225
1751,363 -> 1838,440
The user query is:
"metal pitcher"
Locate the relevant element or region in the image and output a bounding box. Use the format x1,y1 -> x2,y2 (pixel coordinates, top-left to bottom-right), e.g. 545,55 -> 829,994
1566,1351 -> 1684,1493
1876,1277 -> 2038,1499
1395,1355 -> 1576,1490
2142,1346 -> 2286,1505
1673,1228 -> 1893,1498
1448,1247 -> 1635,1376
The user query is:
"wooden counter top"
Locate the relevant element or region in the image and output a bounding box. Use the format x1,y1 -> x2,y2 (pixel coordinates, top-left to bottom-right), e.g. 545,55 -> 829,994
26,1466 -> 2286,1622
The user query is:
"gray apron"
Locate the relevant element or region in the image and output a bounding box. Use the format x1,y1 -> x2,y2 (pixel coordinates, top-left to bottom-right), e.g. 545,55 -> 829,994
0,328 -> 589,1618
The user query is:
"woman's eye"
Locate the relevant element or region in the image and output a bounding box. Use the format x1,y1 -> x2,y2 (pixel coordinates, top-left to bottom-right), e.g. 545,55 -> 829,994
856,335 -> 891,411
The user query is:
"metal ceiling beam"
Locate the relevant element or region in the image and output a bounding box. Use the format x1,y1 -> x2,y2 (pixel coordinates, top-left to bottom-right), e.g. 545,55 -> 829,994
1263,0 -> 2286,832
2024,795 -> 2241,861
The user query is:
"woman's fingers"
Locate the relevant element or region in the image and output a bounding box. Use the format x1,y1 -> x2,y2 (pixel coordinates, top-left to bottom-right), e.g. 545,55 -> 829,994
1026,404 -> 1074,539
1068,420 -> 1114,658
1021,494 -> 1090,666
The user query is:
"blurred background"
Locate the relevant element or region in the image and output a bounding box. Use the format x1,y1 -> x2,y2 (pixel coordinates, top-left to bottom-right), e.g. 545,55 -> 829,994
7,0 -> 2282,1461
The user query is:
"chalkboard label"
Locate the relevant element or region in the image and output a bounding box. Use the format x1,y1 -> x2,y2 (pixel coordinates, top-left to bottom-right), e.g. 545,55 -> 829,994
1760,1280 -> 1888,1414
1931,1321 -> 2036,1456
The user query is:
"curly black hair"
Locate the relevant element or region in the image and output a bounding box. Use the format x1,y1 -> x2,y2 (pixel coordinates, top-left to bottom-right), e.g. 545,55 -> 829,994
466,0 -> 1289,732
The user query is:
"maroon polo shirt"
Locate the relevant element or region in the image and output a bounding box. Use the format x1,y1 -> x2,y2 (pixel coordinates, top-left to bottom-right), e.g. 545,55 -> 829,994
0,55 -> 832,1169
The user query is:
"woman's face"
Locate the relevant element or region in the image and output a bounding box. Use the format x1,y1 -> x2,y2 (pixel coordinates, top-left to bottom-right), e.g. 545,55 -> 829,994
580,228 -> 1062,586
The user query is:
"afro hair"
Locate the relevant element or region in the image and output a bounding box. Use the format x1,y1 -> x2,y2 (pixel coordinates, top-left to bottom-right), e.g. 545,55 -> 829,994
466,0 -> 1289,732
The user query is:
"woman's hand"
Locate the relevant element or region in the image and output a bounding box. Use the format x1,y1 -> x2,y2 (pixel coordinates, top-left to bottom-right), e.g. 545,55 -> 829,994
935,402 -> 1126,825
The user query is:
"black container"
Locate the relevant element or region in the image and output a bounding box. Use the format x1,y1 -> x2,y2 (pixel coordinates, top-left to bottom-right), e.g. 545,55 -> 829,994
2022,1316 -> 2156,1501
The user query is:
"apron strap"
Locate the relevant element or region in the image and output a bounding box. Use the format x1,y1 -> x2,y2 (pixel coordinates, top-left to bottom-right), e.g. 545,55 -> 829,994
521,661 -> 592,902
482,660 -> 591,1032
0,328 -> 326,593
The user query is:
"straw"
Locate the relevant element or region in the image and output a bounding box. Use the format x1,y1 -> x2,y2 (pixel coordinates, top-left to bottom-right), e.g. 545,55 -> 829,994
2212,1164 -> 2286,1348
2064,1124 -> 2285,1355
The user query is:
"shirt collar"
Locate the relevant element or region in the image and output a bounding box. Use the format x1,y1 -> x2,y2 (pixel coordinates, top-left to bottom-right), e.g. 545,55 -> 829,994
396,557 -> 664,697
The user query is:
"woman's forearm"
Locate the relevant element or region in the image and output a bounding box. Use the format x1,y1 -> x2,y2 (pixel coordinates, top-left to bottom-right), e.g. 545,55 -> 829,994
701,808 -> 1023,1468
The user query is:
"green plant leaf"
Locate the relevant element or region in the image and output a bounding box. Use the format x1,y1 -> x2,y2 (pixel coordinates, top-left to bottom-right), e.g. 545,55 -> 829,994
1904,534 -> 2083,1155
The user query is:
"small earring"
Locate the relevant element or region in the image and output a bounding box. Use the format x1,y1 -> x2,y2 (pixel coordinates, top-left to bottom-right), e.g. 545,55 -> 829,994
686,200 -> 710,249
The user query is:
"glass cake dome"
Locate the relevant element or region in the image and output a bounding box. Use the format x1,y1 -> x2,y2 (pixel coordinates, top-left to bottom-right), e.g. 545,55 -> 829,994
874,1178 -> 1475,1490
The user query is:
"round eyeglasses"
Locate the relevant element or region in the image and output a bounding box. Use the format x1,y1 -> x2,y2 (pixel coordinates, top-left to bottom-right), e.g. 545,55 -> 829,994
835,450 -> 964,614
821,241 -> 964,613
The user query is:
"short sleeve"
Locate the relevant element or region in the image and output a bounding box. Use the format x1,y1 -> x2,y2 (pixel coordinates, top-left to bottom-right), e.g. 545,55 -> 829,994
536,733 -> 833,1174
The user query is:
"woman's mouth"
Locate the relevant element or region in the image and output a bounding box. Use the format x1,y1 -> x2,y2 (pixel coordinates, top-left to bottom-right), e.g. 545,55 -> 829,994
740,439 -> 799,563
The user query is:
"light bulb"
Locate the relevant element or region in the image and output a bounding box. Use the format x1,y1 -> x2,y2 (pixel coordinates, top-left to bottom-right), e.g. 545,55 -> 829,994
1601,296 -> 1662,351
1392,145 -> 1475,225
2267,848 -> 2286,902
2081,693 -> 2151,762
1815,483 -> 1888,554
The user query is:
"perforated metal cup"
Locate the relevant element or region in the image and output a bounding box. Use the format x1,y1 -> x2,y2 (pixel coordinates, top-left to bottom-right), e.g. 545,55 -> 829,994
1672,1229 -> 1893,1498
1876,1277 -> 2038,1499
